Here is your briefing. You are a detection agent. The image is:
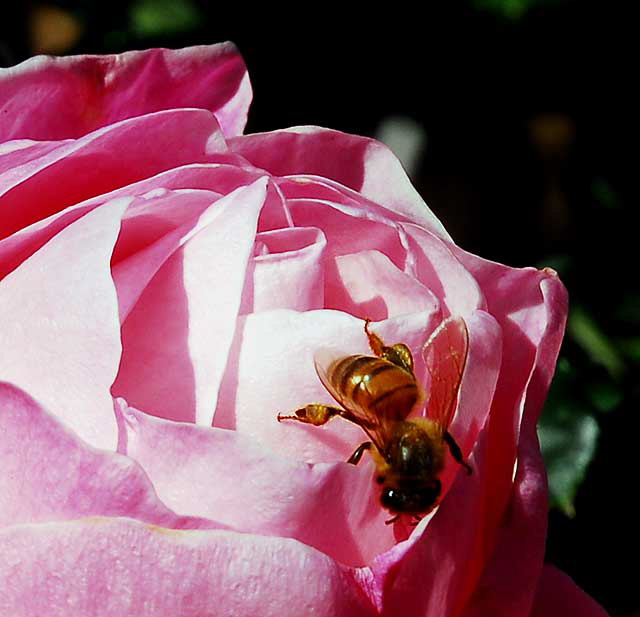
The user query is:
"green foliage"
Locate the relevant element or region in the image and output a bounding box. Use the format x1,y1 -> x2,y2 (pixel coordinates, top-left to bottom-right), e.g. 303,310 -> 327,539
473,0 -> 563,19
539,304 -> 628,517
568,305 -> 625,380
129,0 -> 201,38
539,356 -> 599,517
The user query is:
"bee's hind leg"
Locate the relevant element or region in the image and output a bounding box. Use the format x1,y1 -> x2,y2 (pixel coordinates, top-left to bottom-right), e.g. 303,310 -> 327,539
364,319 -> 414,374
364,319 -> 386,356
443,431 -> 473,475
277,404 -> 344,426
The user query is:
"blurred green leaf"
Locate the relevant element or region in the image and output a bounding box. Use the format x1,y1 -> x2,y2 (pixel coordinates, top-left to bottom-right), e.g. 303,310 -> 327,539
130,0 -> 201,38
538,399 -> 599,518
617,337 -> 640,362
473,0 -> 562,20
614,292 -> 640,326
592,177 -> 620,210
586,380 -> 622,414
568,305 -> 625,380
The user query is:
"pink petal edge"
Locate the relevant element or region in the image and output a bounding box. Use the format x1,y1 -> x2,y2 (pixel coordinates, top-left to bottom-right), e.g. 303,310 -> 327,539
0,43 -> 251,141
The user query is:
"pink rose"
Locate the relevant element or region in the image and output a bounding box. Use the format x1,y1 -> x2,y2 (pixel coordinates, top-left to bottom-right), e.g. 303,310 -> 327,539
0,44 -> 607,616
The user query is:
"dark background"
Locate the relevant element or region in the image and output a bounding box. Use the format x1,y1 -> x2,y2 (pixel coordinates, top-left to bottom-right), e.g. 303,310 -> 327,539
2,2 -> 636,614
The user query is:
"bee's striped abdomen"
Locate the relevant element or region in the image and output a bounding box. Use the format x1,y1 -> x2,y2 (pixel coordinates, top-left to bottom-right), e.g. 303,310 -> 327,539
329,354 -> 419,420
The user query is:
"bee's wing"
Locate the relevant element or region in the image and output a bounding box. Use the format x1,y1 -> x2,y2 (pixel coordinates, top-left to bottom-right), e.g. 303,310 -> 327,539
422,316 -> 469,432
313,347 -> 389,448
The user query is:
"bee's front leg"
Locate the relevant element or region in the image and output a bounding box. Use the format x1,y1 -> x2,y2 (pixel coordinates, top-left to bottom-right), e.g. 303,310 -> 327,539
443,431 -> 473,475
346,441 -> 372,465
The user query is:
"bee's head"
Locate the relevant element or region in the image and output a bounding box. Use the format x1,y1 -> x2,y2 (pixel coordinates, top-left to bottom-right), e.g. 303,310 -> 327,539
379,479 -> 441,514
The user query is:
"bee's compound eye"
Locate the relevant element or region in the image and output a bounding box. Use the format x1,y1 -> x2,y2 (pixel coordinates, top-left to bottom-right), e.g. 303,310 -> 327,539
381,487 -> 406,510
380,480 -> 442,514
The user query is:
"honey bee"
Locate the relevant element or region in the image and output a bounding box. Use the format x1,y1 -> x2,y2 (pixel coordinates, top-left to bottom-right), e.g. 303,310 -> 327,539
277,317 -> 472,524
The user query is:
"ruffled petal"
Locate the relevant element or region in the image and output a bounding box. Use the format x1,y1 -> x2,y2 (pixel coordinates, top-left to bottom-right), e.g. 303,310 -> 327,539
0,109 -> 234,240
230,126 -> 448,237
0,43 -> 251,141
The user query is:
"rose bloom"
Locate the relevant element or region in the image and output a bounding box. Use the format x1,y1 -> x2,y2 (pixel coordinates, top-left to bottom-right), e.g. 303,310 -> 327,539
0,44 -> 607,616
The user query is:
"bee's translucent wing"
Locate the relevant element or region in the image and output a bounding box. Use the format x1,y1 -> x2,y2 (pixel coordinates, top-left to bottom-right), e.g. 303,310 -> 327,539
313,347 -> 388,447
422,317 -> 469,432
313,347 -> 352,406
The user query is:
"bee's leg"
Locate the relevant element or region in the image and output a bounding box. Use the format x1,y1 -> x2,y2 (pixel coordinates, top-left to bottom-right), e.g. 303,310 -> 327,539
443,431 -> 472,475
364,318 -> 386,356
384,514 -> 400,525
278,404 -> 377,435
277,404 -> 344,426
346,441 -> 372,465
364,319 -> 414,374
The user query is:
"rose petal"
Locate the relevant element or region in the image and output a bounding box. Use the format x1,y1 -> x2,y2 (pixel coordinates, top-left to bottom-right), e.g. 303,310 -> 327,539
0,109 -> 235,241
0,163 -> 251,283
456,273 -> 570,617
0,138 -> 68,172
0,518 -> 375,617
326,249 -> 439,321
286,194 -> 409,270
115,400 -> 396,566
0,382 -> 217,529
112,179 -> 268,425
457,399 -> 548,617
0,198 -> 126,449
240,227 -> 327,313
450,253 -> 569,539
112,189 -> 221,319
279,174 -> 414,225
530,566 -> 609,617
0,43 -> 251,141
402,223 -> 484,317
230,126 -> 448,237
